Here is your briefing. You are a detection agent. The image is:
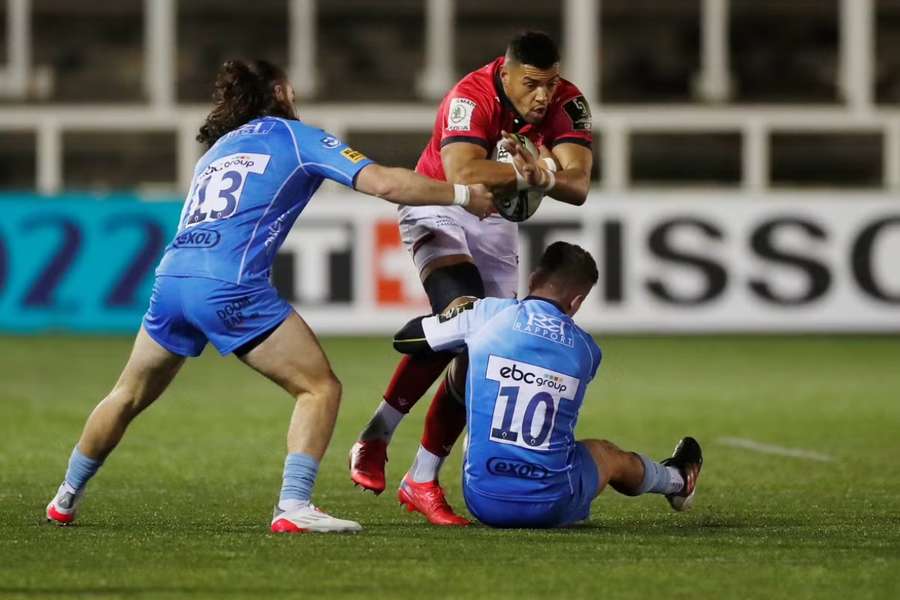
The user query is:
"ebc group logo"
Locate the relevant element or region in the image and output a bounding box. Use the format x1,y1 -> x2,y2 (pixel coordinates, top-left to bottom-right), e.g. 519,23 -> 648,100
495,361 -> 570,394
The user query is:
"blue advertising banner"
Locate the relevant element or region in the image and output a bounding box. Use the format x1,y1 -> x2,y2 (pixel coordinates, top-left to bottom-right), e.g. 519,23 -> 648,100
0,195 -> 182,333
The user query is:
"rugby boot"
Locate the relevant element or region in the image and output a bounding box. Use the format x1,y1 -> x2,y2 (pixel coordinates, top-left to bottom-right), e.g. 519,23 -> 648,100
661,436 -> 703,511
271,504 -> 362,533
397,474 -> 470,526
46,483 -> 83,525
349,438 -> 388,494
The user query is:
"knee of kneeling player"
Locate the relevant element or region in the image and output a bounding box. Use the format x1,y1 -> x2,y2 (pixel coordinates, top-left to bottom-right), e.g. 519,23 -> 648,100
423,262 -> 485,314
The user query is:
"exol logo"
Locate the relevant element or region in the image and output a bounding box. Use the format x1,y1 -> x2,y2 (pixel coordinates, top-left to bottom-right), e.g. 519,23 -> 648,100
486,457 -> 549,480
173,228 -> 220,248
513,313 -> 575,348
498,363 -> 568,393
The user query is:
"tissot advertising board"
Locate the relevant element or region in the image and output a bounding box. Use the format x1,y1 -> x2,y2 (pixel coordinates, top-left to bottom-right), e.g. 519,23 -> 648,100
0,193 -> 897,333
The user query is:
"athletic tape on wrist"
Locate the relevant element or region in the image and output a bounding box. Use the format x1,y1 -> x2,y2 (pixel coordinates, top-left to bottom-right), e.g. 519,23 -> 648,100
542,157 -> 558,173
542,169 -> 556,192
452,184 -> 470,206
512,162 -> 529,191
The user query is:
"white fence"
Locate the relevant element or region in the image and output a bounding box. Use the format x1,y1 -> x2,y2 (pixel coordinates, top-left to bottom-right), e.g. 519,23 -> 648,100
5,103 -> 900,197
1,0 -> 897,196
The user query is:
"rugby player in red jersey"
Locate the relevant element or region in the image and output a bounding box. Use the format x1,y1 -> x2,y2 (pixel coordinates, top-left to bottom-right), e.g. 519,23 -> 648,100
350,31 -> 594,525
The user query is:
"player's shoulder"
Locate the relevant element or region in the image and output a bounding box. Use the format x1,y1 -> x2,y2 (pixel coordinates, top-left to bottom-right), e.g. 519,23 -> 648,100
268,116 -> 324,142
573,325 -> 602,376
555,78 -> 589,104
447,57 -> 502,101
547,80 -> 593,139
477,296 -> 519,315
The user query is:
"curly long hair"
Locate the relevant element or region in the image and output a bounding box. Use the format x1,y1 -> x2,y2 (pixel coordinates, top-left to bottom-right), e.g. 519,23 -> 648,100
197,59 -> 293,148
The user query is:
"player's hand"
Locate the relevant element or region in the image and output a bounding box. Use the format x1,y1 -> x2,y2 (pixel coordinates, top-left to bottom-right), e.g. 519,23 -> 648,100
500,131 -> 550,189
464,183 -> 496,220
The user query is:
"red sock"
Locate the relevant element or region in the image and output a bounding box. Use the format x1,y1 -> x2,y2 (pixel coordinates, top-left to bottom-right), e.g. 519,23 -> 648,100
383,353 -> 454,414
421,379 -> 467,457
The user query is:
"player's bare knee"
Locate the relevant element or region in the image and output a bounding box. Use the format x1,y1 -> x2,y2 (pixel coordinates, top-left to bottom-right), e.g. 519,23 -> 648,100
307,371 -> 341,406
105,385 -> 144,419
422,261 -> 485,314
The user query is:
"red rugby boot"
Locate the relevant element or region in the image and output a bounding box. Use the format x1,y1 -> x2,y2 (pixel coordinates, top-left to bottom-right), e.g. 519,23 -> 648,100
349,438 -> 388,494
397,474 -> 470,526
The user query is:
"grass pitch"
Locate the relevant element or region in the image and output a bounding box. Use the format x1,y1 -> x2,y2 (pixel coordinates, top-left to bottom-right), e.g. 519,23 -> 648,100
1,335 -> 898,599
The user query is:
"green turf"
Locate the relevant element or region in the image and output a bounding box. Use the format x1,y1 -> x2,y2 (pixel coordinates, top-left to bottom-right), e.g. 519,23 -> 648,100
1,335 -> 898,599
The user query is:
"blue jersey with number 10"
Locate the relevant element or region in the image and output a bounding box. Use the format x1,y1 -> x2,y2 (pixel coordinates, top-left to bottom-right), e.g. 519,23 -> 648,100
156,116 -> 373,284
422,297 -> 602,502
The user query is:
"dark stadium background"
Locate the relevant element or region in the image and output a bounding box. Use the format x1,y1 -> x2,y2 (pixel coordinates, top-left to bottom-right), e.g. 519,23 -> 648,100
0,2 -> 897,599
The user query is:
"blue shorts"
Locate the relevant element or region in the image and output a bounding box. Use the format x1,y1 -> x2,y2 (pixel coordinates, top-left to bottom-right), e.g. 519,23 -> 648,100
142,275 -> 293,357
463,443 -> 601,528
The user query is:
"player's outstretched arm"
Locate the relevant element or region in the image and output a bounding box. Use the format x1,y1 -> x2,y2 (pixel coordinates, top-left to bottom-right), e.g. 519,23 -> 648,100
441,142 -> 521,193
502,133 -> 592,206
354,163 -> 495,219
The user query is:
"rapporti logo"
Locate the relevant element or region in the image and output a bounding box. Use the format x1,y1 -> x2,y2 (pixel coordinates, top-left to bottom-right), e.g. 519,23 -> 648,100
513,312 -> 575,347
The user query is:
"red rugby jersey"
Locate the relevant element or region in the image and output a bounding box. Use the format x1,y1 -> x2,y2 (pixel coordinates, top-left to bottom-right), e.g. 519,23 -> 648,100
415,57 -> 593,181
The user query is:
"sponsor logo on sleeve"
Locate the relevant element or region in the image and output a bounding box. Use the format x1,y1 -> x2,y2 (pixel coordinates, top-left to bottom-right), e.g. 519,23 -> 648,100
513,312 -> 575,347
447,98 -> 476,131
341,147 -> 367,163
563,95 -> 592,131
320,135 -> 341,149
437,297 -> 477,322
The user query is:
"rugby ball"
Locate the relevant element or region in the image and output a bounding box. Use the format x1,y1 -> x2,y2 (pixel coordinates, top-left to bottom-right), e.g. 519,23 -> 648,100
491,134 -> 544,222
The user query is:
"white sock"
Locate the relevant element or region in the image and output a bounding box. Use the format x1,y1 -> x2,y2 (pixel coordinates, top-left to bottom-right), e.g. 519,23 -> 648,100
278,498 -> 310,512
360,401 -> 405,441
409,446 -> 445,483
665,466 -> 685,495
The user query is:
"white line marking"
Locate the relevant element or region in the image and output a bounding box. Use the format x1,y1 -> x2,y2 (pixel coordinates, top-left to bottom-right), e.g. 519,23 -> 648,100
718,437 -> 835,462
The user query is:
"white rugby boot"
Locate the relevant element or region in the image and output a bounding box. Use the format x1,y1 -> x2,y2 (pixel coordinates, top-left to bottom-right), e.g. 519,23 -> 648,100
46,483 -> 83,525
270,504 -> 362,533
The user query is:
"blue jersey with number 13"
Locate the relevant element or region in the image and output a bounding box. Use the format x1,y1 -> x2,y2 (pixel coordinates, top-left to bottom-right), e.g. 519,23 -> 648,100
156,116 -> 373,284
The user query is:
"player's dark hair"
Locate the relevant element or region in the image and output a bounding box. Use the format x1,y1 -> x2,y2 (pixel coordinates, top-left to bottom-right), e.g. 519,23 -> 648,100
532,242 -> 599,292
197,59 -> 293,148
506,31 -> 560,70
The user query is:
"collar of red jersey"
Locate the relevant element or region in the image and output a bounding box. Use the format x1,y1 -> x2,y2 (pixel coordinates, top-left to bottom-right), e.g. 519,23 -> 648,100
492,59 -> 528,133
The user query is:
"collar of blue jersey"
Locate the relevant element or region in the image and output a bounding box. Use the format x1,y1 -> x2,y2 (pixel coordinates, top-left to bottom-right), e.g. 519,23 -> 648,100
493,61 -> 528,133
523,295 -> 567,315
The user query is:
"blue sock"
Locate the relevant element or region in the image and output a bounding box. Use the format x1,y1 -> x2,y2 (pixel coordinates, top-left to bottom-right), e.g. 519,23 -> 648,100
64,446 -> 103,492
279,453 -> 319,509
636,454 -> 679,495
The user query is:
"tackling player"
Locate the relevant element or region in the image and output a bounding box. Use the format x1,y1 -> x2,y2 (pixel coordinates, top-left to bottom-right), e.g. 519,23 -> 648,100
44,59 -> 494,534
393,242 -> 703,528
350,31 -> 594,525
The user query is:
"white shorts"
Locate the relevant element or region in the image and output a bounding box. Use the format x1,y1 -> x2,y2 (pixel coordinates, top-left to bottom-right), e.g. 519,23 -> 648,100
398,205 -> 519,299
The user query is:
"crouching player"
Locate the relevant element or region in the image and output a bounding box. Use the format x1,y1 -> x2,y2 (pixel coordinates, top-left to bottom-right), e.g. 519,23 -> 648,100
393,242 -> 703,527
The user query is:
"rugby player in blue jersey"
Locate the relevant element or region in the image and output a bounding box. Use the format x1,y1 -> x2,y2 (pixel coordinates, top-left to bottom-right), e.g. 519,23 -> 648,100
393,242 -> 703,527
44,59 -> 495,533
